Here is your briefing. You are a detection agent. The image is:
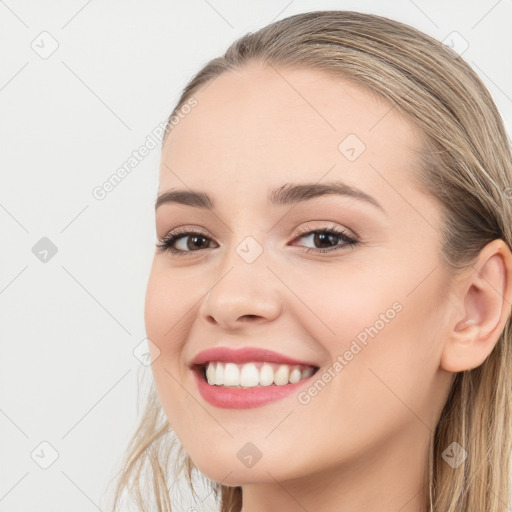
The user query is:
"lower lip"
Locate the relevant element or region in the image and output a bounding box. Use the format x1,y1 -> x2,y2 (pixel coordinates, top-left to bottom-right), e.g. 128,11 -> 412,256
192,367 -> 316,409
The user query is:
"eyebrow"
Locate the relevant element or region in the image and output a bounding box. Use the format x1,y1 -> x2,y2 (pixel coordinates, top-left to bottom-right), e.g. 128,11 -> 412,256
155,180 -> 385,213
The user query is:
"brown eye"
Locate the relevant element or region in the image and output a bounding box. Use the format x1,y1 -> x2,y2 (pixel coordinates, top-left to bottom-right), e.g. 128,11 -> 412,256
293,226 -> 360,254
156,230 -> 216,256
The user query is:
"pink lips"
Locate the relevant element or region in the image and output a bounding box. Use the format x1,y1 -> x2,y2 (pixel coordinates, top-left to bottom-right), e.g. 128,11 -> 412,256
191,346 -> 318,367
190,346 -> 319,409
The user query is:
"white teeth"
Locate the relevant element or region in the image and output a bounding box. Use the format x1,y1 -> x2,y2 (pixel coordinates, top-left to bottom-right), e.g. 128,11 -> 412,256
259,363 -> 274,386
273,365 -> 289,385
206,363 -> 216,384
223,363 -> 240,386
240,363 -> 259,387
203,361 -> 316,387
214,362 -> 224,385
289,368 -> 302,383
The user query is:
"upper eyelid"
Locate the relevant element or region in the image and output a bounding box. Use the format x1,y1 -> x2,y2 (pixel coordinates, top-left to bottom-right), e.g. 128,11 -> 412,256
161,224 -> 357,247
162,224 -> 348,239
160,220 -> 355,236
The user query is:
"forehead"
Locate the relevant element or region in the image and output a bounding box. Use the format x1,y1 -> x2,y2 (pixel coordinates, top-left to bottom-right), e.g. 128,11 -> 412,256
159,62 -> 427,214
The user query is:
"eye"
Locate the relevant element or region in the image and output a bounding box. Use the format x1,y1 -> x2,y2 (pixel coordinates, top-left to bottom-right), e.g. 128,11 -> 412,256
155,224 -> 361,256
155,227 -> 216,256
291,224 -> 360,254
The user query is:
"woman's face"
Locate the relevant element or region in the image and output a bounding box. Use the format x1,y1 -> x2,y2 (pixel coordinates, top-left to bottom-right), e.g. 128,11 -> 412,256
145,62 -> 456,486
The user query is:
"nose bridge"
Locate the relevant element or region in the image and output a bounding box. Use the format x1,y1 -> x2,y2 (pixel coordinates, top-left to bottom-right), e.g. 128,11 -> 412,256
200,231 -> 282,327
218,219 -> 270,276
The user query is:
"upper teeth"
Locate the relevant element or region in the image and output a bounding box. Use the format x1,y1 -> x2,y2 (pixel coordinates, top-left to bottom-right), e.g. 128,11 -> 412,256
205,361 -> 315,387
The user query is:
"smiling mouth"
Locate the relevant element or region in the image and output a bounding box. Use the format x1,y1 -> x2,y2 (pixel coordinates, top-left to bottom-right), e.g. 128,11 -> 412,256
195,361 -> 320,388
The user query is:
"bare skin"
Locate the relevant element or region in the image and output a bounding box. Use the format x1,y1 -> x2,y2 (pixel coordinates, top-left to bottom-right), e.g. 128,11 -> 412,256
145,61 -> 512,512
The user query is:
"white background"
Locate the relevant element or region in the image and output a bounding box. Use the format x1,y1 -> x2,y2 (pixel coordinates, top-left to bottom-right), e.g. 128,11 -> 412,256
1,1 -> 511,511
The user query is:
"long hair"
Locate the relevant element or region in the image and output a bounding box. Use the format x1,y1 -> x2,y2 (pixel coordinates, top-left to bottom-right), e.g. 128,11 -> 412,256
108,10 -> 512,512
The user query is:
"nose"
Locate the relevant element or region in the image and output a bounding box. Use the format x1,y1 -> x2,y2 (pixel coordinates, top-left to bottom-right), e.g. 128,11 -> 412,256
199,259 -> 283,331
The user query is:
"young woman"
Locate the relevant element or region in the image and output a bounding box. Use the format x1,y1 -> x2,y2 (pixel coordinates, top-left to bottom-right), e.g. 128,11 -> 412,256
110,10 -> 512,512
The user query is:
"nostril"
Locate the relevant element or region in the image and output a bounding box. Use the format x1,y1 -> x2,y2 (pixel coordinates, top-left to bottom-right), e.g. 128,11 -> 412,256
239,315 -> 262,322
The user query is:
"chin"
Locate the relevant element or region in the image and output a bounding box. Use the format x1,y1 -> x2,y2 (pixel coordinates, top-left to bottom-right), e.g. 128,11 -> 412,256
186,449 -> 290,486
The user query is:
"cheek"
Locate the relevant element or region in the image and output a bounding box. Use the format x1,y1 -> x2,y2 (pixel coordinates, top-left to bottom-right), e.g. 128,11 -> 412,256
301,259 -> 446,410
144,264 -> 191,355
284,292 -> 444,475
144,266 -> 192,413
334,275 -> 446,422
291,261 -> 403,350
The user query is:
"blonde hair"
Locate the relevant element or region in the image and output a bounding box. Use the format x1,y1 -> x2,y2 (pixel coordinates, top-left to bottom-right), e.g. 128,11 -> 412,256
108,10 -> 512,512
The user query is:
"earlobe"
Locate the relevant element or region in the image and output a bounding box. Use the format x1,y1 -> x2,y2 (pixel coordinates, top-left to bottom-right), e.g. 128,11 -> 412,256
440,239 -> 512,373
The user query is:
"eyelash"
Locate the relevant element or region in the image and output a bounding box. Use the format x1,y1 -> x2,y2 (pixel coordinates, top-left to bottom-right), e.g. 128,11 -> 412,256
155,224 -> 360,257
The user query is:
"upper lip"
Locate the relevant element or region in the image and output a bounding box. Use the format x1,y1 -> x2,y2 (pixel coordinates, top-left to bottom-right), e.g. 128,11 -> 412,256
190,347 -> 319,367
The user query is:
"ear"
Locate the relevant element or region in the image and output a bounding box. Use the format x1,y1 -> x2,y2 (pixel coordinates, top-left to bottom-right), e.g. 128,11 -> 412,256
440,239 -> 512,373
